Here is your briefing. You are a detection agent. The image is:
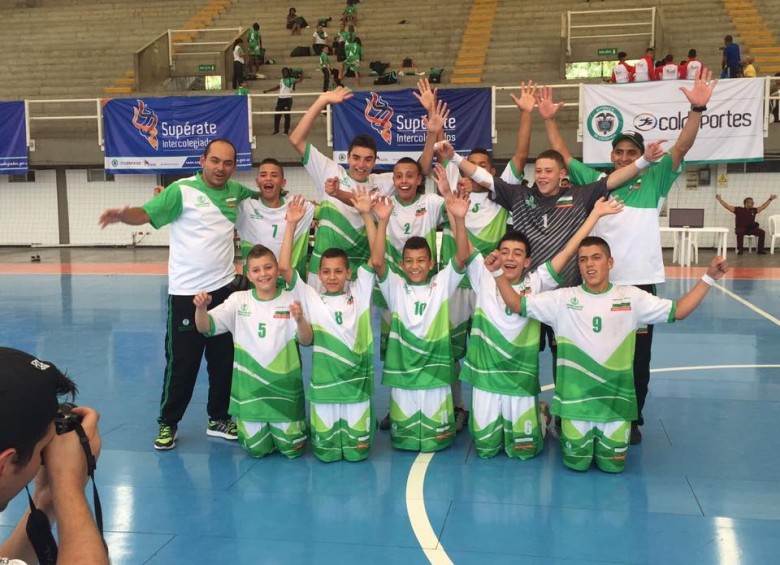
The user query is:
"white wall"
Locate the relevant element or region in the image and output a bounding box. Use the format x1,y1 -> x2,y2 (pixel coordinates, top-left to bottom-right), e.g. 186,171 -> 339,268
1,166 -> 778,248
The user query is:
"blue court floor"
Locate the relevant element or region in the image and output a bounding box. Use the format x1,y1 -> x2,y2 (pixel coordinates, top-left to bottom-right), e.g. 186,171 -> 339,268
1,272 -> 778,564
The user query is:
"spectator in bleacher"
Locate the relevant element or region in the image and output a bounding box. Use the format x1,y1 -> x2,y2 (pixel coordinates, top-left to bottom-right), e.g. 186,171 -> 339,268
716,194 -> 776,254
342,0 -> 358,27
264,67 -> 301,135
610,52 -> 634,83
319,45 -> 342,91
341,36 -> 362,88
247,23 -> 263,75
333,24 -> 355,62
232,38 -> 245,90
312,24 -> 329,55
287,7 -> 309,35
681,49 -> 702,79
770,72 -> 780,122
742,56 -> 757,78
659,54 -> 679,80
633,47 -> 656,82
722,35 -> 741,78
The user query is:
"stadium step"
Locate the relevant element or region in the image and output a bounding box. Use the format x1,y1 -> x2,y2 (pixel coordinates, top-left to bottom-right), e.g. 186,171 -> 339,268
103,86 -> 133,94
451,0 -> 499,85
450,76 -> 482,85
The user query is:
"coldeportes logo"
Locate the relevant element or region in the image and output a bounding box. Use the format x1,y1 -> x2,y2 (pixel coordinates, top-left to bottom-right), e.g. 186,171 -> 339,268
633,113 -> 657,131
132,100 -> 159,150
364,92 -> 394,144
587,105 -> 624,142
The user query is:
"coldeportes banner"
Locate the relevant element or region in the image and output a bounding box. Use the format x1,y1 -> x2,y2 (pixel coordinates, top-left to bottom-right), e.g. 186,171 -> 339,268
582,79 -> 764,165
104,96 -> 251,174
0,101 -> 28,174
331,88 -> 492,166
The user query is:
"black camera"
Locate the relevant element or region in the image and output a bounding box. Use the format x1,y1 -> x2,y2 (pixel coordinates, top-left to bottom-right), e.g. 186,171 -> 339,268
54,402 -> 83,435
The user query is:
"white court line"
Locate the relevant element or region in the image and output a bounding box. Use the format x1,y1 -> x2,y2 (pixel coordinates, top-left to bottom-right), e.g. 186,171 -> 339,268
712,281 -> 780,326
406,452 -> 454,565
651,364 -> 780,373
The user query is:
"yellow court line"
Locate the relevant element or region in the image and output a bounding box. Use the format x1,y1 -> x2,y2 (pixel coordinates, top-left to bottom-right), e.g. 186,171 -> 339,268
405,453 -> 454,565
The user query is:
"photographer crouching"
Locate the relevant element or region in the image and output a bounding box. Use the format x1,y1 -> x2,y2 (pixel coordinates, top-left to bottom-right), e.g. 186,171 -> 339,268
0,348 -> 107,565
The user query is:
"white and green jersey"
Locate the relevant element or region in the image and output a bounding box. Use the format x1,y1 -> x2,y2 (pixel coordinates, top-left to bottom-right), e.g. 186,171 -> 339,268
248,28 -> 261,55
378,257 -> 471,389
387,193 -> 446,272
567,155 -> 682,285
206,288 -> 305,422
286,267 -> 375,404
302,143 -> 394,277
142,172 -> 255,295
236,196 -> 315,278
461,255 -> 561,396
521,285 -> 676,422
440,162 -> 510,289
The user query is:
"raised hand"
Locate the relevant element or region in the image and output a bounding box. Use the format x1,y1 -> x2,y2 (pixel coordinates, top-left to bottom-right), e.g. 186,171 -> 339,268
434,139 -> 455,161
644,139 -> 668,163
324,176 -> 340,197
446,189 -> 470,220
423,99 -> 450,135
98,206 -> 128,228
592,196 -> 625,217
286,194 -> 306,224
680,67 -> 717,108
431,162 -> 453,195
509,80 -> 537,113
706,256 -> 729,280
413,77 -> 438,112
373,195 -> 394,221
350,185 -> 373,215
290,300 -> 305,322
193,292 -> 212,309
483,250 -> 504,272
536,85 -> 564,120
456,177 -> 472,198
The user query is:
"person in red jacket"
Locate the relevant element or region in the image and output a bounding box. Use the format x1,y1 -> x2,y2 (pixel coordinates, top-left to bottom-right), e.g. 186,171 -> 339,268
610,52 -> 634,83
633,47 -> 656,82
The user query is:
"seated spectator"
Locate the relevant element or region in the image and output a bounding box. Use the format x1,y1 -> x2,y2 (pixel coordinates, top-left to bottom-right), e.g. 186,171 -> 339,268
610,51 -> 634,83
287,7 -> 309,35
682,49 -> 702,79
716,193 -> 777,254
743,56 -> 757,77
312,24 -> 329,55
633,47 -> 655,82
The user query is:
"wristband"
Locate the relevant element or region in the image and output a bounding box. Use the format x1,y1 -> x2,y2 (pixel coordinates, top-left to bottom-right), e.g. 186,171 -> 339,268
634,156 -> 650,170
690,105 -> 707,112
450,152 -> 463,165
491,268 -> 504,279
701,274 -> 716,286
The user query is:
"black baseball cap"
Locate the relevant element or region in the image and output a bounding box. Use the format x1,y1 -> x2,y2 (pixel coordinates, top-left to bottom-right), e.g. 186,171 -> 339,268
0,348 -> 63,453
611,131 -> 645,152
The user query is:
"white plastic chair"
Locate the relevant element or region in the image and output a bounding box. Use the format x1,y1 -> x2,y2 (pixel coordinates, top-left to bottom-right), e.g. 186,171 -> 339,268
735,234 -> 757,253
769,215 -> 780,254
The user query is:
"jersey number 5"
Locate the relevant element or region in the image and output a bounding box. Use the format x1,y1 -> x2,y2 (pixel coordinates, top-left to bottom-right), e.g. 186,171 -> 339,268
258,322 -> 267,338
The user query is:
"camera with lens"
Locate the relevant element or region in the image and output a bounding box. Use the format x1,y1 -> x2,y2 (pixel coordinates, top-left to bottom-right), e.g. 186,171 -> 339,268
54,402 -> 83,435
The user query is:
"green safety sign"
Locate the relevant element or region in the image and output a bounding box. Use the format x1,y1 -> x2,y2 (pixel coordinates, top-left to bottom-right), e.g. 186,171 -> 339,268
199,64 -> 217,72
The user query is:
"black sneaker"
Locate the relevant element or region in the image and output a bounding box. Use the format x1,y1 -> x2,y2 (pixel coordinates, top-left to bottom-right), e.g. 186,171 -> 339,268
379,413 -> 391,430
758,250 -> 767,255
737,249 -> 744,255
549,416 -> 562,439
206,418 -> 238,440
630,423 -> 643,445
454,407 -> 469,432
154,423 -> 178,450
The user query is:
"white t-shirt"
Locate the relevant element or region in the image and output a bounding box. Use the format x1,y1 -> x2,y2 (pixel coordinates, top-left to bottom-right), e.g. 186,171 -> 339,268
313,30 -> 328,45
233,45 -> 244,63
661,63 -> 679,80
634,58 -> 651,82
612,63 -> 631,84
685,60 -> 702,80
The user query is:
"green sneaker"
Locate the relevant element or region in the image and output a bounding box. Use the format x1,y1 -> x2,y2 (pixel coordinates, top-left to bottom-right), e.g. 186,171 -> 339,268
154,423 -> 177,450
207,419 -> 238,440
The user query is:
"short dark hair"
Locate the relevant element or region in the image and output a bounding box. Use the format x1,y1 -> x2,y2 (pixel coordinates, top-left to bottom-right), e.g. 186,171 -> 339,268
578,236 -> 611,258
204,138 -> 237,161
403,236 -> 432,260
246,244 -> 277,264
743,197 -> 754,206
688,49 -> 697,58
394,157 -> 422,175
468,148 -> 494,169
618,52 -> 627,59
253,23 -> 260,31
257,158 -> 288,196
535,149 -> 565,169
646,47 -> 655,54
725,35 -> 733,43
497,230 -> 532,258
320,247 -> 350,269
665,54 -> 674,63
348,134 -> 377,156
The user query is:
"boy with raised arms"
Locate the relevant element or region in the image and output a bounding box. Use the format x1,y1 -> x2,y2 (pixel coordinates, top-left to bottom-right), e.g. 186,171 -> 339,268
499,238 -> 729,472
235,158 -> 315,279
194,245 -> 312,459
278,190 -> 378,462
461,195 -> 624,459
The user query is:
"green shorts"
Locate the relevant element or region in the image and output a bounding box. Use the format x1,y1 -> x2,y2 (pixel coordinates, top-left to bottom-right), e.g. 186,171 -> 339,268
560,418 -> 630,473
237,418 -> 307,459
470,387 -> 545,459
390,386 -> 454,452
310,400 -> 373,462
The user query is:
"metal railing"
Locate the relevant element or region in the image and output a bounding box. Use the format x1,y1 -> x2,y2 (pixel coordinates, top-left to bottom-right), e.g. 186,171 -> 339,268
168,27 -> 243,67
566,7 -> 657,55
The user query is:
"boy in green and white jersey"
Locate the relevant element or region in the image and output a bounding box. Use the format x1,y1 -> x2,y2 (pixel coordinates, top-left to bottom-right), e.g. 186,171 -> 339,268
194,245 -> 313,459
289,88 -> 395,291
371,179 -> 473,452
278,191 -> 377,462
236,158 -> 314,280
505,238 -> 729,472
463,196 -> 624,460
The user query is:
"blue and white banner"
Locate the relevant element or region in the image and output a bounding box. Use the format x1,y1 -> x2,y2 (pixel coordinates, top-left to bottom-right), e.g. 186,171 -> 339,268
0,101 -> 28,174
104,96 -> 251,174
582,79 -> 764,165
332,88 -> 492,166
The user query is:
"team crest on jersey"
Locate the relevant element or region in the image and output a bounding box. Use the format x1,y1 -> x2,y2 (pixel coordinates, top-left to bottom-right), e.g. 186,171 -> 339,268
555,195 -> 574,208
415,207 -> 427,217
611,300 -> 632,312
131,100 -> 159,150
274,309 -> 291,319
627,178 -> 643,192
364,92 -> 394,144
238,303 -> 251,316
195,195 -> 209,208
249,208 -> 264,219
226,197 -> 237,209
566,297 -> 583,311
524,195 -> 537,209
